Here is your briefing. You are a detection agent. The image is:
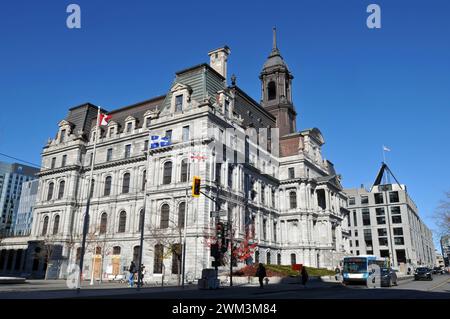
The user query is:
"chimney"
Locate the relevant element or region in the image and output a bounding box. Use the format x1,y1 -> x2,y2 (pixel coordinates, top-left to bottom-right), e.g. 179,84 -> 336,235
208,46 -> 231,80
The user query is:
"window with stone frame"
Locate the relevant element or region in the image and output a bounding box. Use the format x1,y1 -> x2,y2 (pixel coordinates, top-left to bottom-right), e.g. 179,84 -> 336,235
142,170 -> 147,191
153,244 -> 164,273
163,161 -> 172,184
42,216 -> 49,236
180,159 -> 188,183
47,182 -> 54,201
52,215 -> 60,235
160,204 -> 170,229
126,122 -> 132,133
289,191 -> 297,209
178,202 -> 185,229
104,176 -> 112,196
118,211 -> 126,233
58,180 -> 65,199
61,155 -> 67,167
175,95 -> 183,112
100,213 -> 107,234
124,144 -> 131,158
122,173 -> 130,194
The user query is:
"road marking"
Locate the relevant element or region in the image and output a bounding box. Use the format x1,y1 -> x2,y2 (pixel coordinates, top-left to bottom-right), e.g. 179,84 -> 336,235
427,279 -> 450,291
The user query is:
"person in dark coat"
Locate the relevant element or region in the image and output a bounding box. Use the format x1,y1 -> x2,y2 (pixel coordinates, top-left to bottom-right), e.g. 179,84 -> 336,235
128,261 -> 136,287
301,266 -> 309,286
256,263 -> 267,288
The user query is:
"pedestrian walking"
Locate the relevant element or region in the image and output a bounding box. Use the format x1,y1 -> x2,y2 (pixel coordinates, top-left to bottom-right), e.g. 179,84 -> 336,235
139,264 -> 146,286
256,263 -> 267,288
301,266 -> 309,286
128,261 -> 137,287
335,265 -> 341,281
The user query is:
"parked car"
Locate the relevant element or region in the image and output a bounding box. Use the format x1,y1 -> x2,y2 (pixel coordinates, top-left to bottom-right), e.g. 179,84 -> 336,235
380,267 -> 398,287
414,267 -> 433,281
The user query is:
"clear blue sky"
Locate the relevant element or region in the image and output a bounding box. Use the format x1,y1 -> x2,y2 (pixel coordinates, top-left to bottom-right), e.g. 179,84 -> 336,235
1,1 -> 449,247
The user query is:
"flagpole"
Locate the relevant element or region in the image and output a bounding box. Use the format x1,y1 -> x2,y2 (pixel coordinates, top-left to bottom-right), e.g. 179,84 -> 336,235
137,130 -> 151,290
77,106 -> 100,292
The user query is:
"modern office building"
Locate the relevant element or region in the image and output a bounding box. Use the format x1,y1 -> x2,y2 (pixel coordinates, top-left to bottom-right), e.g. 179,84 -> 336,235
0,162 -> 39,236
13,180 -> 39,236
345,164 -> 435,272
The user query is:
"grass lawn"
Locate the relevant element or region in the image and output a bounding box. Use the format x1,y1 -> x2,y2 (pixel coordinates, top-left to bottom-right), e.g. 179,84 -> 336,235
232,264 -> 335,277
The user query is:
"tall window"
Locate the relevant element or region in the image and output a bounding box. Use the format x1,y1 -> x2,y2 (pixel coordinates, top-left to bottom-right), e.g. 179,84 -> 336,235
153,244 -> 164,273
376,207 -> 385,224
175,95 -> 183,112
118,211 -> 126,233
266,252 -> 271,264
224,100 -> 230,116
163,161 -> 172,184
353,210 -> 357,226
47,182 -> 54,201
227,164 -> 233,189
182,126 -> 190,142
51,157 -> 56,169
273,222 -> 277,242
215,163 -> 222,184
125,144 -> 131,158
363,229 -> 372,247
106,148 -> 113,162
42,216 -> 49,236
126,122 -> 132,133
61,155 -> 67,167
58,180 -> 65,199
104,176 -> 112,196
289,191 -> 297,209
180,160 -> 188,182
178,202 -> 185,229
160,204 -> 170,229
268,81 -> 276,100
262,219 -> 267,240
271,189 -> 276,208
277,253 -> 281,265
261,185 -> 265,205
60,129 -> 66,143
288,167 -> 295,179
290,253 -> 296,265
52,215 -> 60,235
122,173 -> 130,194
171,243 -> 182,274
362,208 -> 371,226
142,170 -> 147,191
165,130 -> 172,142
100,213 -> 107,234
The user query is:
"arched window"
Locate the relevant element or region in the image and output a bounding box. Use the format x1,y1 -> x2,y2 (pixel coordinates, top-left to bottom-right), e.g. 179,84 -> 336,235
104,176 -> 112,196
289,191 -> 297,209
118,211 -> 126,233
160,204 -> 170,229
138,209 -> 144,232
180,159 -> 188,182
100,213 -> 107,234
290,253 -> 296,265
266,251 -> 271,265
112,246 -> 121,255
122,173 -> 130,194
142,170 -> 146,191
268,81 -> 276,100
42,216 -> 49,236
47,182 -> 54,201
58,181 -> 65,200
277,253 -> 281,265
95,246 -> 102,255
52,215 -> 60,235
178,202 -> 185,229
163,161 -> 172,184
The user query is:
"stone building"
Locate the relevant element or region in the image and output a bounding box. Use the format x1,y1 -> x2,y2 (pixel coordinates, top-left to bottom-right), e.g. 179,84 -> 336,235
0,32 -> 350,280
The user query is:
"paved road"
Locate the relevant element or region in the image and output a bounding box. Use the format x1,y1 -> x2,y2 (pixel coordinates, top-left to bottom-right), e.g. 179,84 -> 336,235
0,275 -> 448,299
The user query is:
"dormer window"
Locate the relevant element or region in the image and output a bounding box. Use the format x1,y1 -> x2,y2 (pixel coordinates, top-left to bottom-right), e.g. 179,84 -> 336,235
175,95 -> 183,112
224,100 -> 230,117
145,116 -> 151,128
126,122 -> 132,133
124,116 -> 136,134
108,127 -> 115,137
60,129 -> 66,143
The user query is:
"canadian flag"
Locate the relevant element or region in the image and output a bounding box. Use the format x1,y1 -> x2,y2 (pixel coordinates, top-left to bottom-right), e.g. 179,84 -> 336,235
99,113 -> 112,126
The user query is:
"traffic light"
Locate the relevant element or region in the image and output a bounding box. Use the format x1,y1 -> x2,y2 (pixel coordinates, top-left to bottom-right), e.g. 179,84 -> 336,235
192,176 -> 201,197
216,222 -> 224,240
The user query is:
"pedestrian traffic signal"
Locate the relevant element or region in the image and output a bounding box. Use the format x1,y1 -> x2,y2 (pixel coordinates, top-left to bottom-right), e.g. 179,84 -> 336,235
192,176 -> 201,197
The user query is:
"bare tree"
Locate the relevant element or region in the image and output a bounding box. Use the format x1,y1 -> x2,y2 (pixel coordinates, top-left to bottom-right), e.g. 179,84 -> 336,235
36,235 -> 61,280
147,213 -> 184,286
434,191 -> 450,236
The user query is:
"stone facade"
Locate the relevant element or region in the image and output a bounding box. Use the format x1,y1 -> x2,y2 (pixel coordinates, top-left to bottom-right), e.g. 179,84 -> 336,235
0,40 -> 350,281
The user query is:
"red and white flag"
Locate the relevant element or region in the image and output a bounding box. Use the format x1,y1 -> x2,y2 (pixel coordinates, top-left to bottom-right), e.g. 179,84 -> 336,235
99,113 -> 112,126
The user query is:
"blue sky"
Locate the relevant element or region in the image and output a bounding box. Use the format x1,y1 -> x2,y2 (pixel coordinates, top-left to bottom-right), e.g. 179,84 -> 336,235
0,1 -> 449,247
